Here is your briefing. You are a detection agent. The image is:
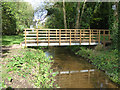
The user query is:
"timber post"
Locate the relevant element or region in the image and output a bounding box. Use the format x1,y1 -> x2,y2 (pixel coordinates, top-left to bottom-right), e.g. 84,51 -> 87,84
59,29 -> 61,46
98,30 -> 100,45
70,29 -> 71,46
89,30 -> 91,45
25,29 -> 27,48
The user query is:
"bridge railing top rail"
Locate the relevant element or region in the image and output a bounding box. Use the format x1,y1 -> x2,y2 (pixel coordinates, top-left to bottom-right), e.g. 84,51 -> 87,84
24,28 -> 109,31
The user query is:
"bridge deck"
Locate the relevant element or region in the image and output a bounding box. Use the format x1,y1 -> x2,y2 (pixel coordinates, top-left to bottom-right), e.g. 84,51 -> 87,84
22,42 -> 99,46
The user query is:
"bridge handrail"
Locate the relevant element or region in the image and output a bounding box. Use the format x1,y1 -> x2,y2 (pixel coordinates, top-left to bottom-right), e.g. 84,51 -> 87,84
23,29 -> 110,47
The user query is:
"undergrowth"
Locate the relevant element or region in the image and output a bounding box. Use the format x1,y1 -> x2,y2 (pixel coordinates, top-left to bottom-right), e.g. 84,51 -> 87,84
68,45 -> 119,85
2,48 -> 58,88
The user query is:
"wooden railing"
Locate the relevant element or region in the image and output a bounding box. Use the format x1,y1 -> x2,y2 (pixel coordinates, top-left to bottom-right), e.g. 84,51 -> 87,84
23,29 -> 110,47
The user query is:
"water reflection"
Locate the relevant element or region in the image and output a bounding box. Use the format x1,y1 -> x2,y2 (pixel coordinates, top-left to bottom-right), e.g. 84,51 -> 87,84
52,69 -> 95,74
45,47 -> 118,88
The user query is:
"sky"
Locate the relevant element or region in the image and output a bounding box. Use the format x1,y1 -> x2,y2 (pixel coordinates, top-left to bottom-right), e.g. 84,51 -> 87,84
24,0 -> 44,10
24,0 -> 51,25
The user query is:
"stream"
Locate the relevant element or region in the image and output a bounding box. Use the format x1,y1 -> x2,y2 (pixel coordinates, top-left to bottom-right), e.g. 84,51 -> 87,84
45,47 -> 118,88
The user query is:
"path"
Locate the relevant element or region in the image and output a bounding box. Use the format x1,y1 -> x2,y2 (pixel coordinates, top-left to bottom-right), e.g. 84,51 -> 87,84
1,44 -> 34,88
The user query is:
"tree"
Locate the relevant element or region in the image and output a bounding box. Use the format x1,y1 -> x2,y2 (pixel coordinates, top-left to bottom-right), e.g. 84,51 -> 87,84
63,0 -> 67,29
2,1 -> 34,35
109,2 -> 118,49
75,2 -> 80,29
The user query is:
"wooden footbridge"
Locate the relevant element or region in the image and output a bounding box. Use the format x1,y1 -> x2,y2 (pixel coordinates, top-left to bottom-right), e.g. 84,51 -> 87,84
22,29 -> 111,47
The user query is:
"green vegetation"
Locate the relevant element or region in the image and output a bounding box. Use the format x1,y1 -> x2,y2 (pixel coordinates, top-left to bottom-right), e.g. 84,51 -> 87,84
2,48 -> 58,88
2,35 -> 24,46
44,2 -> 118,49
45,2 -> 110,29
68,45 -> 119,84
1,1 -> 119,88
44,2 -> 119,85
2,2 -> 34,35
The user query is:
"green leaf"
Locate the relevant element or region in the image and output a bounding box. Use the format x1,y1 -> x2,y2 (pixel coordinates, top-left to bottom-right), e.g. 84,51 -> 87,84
8,77 -> 12,82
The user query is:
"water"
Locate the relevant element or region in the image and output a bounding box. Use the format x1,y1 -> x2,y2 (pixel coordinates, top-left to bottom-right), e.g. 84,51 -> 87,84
45,47 -> 118,88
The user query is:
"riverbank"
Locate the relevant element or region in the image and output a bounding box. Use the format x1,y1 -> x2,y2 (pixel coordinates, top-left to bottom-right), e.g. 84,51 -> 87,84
1,46 -> 57,88
67,45 -> 119,85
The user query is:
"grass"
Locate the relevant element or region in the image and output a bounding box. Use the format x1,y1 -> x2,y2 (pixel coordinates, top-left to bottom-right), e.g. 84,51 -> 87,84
2,48 -> 58,88
2,34 -> 24,46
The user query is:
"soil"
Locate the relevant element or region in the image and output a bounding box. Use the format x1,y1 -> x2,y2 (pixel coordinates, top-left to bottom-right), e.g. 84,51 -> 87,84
1,44 -> 35,88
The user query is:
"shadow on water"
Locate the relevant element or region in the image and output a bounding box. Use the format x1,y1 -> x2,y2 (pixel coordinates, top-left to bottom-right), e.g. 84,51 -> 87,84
45,46 -> 118,88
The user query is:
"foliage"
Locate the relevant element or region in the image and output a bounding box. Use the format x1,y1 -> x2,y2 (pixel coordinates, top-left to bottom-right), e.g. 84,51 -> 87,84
44,2 -> 110,29
2,49 -> 58,88
2,35 -> 24,46
2,2 -> 34,35
68,45 -> 119,84
94,44 -> 103,51
73,46 -> 119,84
108,2 -> 118,49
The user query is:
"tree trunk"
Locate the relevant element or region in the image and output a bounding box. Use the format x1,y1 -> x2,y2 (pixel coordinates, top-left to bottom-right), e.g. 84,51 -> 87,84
63,0 -> 67,40
75,2 -> 80,29
63,0 -> 67,29
79,0 -> 87,28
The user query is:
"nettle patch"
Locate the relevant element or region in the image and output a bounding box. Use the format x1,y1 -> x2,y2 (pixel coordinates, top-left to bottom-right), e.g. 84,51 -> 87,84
2,49 -> 58,88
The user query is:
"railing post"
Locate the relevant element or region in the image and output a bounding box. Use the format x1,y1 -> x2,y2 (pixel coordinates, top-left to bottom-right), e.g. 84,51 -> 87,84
103,30 -> 105,47
56,29 -> 57,40
108,30 -> 110,40
59,29 -> 61,46
98,30 -> 100,44
80,30 -> 81,45
25,29 -> 27,48
70,29 -> 71,46
36,29 -> 38,46
48,30 -> 50,46
89,30 -> 91,45
74,29 -> 76,40
91,30 -> 93,42
46,30 -> 47,40
65,29 -> 67,40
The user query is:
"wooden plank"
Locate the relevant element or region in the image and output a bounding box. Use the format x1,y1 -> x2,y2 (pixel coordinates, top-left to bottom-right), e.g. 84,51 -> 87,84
103,30 -> 105,46
24,36 -> 97,39
97,30 -> 99,43
24,34 -> 38,36
48,30 -> 50,46
59,29 -> 61,46
46,30 -> 47,40
25,29 -> 27,47
24,33 -> 90,36
25,28 -> 109,31
89,30 -> 91,45
36,29 -> 38,46
70,30 -> 71,46
98,30 -> 100,44
74,29 -> 76,40
80,30 -> 81,45
22,42 -> 99,46
83,30 -> 85,40
91,30 -> 93,41
24,31 -> 96,34
56,29 -> 57,40
35,39 -> 95,42
66,30 -> 67,40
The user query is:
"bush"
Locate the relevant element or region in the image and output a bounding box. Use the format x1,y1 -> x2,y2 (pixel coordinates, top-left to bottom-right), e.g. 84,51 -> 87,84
94,44 -> 103,51
71,46 -> 119,84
